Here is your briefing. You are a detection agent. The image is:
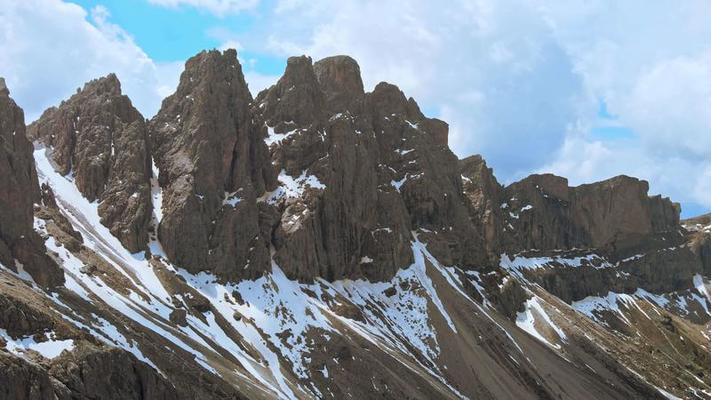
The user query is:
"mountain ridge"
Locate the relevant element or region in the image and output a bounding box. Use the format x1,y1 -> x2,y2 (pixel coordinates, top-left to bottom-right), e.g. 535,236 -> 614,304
0,49 -> 710,399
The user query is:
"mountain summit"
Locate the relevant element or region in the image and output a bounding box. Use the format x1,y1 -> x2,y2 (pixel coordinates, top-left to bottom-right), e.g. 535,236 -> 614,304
1,51 -> 710,400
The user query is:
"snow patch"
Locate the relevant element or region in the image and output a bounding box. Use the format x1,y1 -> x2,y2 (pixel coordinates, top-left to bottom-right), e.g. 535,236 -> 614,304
0,328 -> 74,359
500,253 -> 612,280
515,297 -> 566,349
265,125 -> 297,146
259,170 -> 326,204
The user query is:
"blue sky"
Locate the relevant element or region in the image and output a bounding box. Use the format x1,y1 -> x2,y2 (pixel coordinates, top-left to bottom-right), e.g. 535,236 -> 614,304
71,0 -> 288,74
1,0 -> 710,218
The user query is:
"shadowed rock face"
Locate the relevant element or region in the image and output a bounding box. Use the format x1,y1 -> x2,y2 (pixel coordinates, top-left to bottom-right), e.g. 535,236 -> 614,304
0,342 -> 180,400
500,174 -> 680,253
0,80 -> 63,287
28,74 -> 152,253
149,49 -> 277,281
683,213 -> 711,275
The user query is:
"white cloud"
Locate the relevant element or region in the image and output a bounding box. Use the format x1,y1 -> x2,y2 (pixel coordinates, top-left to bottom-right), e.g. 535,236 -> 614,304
147,0 -> 260,16
250,0 -> 586,179
620,53 -> 711,159
0,0 -> 180,120
539,134 -> 711,216
243,71 -> 278,97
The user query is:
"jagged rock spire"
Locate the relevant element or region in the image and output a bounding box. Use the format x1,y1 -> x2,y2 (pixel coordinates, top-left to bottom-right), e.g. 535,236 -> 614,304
0,77 -> 9,97
149,49 -> 275,280
28,73 -> 152,253
0,79 -> 63,287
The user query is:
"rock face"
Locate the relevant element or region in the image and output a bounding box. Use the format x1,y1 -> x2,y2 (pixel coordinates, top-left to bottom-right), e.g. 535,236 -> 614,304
683,213 -> 711,275
498,174 -> 680,253
149,49 -> 276,281
48,345 -> 179,400
252,55 -> 486,282
462,165 -> 696,300
0,342 -> 180,400
0,79 -> 63,287
461,167 -> 682,254
460,154 -> 505,261
28,74 -> 152,253
149,52 -> 485,282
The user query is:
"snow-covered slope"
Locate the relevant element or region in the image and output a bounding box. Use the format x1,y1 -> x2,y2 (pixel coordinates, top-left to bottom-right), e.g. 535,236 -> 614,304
0,146 -> 689,399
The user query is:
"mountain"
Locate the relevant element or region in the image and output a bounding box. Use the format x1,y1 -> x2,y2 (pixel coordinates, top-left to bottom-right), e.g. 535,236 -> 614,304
1,50 -> 710,400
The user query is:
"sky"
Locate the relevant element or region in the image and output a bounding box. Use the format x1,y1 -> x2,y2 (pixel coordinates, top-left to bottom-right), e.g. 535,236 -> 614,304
1,0 -> 710,218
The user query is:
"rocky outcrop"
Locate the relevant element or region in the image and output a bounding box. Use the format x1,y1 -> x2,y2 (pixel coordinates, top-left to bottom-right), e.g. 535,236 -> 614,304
460,154 -> 505,261
28,74 -> 152,253
683,213 -> 711,275
0,79 -> 63,287
460,164 -> 699,302
0,293 -> 56,338
48,344 -> 179,400
0,351 -> 69,400
147,51 -> 488,283
253,55 -> 486,282
149,49 -> 276,281
0,344 -> 180,400
484,174 -> 696,300
498,174 -> 680,253
313,55 -> 364,114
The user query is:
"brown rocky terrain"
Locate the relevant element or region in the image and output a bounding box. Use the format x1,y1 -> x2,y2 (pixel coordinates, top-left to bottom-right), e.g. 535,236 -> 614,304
0,78 -> 63,288
149,49 -> 276,281
1,50 -> 710,400
684,213 -> 711,275
251,54 -> 486,282
28,74 -> 153,253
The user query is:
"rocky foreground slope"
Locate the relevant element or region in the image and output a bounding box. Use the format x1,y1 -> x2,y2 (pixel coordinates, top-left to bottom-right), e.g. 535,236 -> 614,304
1,51 -> 711,399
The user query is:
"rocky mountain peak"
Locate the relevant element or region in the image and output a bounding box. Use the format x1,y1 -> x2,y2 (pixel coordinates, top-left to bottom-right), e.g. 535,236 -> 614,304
28,73 -> 152,253
176,49 -> 247,98
5,49 -> 711,400
256,55 -> 324,127
0,80 -> 63,287
313,55 -> 364,113
149,48 -> 275,280
81,73 -> 122,97
0,77 -> 9,97
367,82 -> 416,118
511,173 -> 570,201
499,172 -> 682,254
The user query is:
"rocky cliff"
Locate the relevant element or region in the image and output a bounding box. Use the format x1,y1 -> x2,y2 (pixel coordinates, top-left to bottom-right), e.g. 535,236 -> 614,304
1,52 -> 711,400
0,78 -> 63,288
149,49 -> 276,281
250,54 -> 485,282
28,74 -> 152,253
